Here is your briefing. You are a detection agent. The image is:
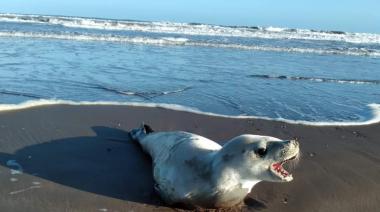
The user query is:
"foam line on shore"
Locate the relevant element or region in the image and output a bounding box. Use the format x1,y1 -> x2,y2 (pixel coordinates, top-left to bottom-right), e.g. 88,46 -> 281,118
0,99 -> 379,126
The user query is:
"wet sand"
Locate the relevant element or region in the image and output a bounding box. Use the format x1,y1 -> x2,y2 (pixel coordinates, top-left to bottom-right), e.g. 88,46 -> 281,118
0,104 -> 379,211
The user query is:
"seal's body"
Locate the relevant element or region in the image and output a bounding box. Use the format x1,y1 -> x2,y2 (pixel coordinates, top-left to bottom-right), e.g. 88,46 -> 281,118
130,125 -> 300,208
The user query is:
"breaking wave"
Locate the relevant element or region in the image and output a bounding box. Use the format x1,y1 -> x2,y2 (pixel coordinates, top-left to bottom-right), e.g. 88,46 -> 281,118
1,13 -> 380,44
249,74 -> 380,85
0,31 -> 190,45
0,31 -> 379,57
0,99 -> 379,126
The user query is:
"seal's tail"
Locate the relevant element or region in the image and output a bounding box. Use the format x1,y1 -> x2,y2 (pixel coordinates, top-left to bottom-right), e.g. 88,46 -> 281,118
129,123 -> 154,142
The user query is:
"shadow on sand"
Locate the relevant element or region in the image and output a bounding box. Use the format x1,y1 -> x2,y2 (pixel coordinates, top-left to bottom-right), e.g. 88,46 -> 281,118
0,126 -> 267,210
0,126 -> 163,206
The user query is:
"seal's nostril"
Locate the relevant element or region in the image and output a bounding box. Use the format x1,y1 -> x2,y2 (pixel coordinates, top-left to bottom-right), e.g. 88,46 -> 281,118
255,148 -> 267,157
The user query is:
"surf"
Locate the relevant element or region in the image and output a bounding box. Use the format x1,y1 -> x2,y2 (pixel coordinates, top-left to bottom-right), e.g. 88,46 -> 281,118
1,13 -> 380,45
0,31 -> 379,58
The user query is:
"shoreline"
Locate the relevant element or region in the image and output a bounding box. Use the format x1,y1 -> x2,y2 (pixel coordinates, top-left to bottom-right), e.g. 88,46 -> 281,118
0,104 -> 379,211
1,99 -> 380,127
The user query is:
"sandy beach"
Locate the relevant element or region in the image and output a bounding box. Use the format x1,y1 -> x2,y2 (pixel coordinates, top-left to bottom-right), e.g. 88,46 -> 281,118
0,104 -> 379,211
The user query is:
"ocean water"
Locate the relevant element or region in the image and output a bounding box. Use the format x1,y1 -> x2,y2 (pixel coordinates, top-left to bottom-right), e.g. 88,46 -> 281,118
0,13 -> 380,124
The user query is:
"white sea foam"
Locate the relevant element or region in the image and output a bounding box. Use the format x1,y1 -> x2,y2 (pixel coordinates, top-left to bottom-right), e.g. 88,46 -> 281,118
0,31 -> 189,46
191,42 -> 380,57
0,31 -> 379,57
1,13 -> 380,44
6,160 -> 23,175
0,99 -> 379,126
264,26 -> 285,32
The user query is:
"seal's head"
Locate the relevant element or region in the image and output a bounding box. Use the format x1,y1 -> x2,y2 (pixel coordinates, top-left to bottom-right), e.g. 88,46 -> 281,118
217,135 -> 300,183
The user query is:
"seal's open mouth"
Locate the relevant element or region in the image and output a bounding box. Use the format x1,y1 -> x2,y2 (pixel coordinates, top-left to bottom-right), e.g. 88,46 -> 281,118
270,155 -> 297,182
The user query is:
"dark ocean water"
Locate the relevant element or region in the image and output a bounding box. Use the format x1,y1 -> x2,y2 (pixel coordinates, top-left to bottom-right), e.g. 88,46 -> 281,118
0,13 -> 379,124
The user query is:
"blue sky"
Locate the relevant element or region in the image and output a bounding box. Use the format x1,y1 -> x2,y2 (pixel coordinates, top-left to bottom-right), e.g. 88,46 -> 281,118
0,0 -> 379,33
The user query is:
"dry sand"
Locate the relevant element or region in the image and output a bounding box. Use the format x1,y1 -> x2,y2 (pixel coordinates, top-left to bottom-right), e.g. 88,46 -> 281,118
0,104 -> 379,211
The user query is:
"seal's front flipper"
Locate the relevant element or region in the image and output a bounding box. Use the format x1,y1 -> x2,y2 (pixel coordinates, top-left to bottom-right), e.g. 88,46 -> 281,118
143,124 -> 154,134
129,123 -> 154,142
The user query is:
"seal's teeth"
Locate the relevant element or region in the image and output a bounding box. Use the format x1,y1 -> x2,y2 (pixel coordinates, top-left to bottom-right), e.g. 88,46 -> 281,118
271,161 -> 294,181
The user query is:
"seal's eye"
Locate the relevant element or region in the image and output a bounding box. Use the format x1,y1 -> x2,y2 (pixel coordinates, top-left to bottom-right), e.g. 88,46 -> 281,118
255,148 -> 267,157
